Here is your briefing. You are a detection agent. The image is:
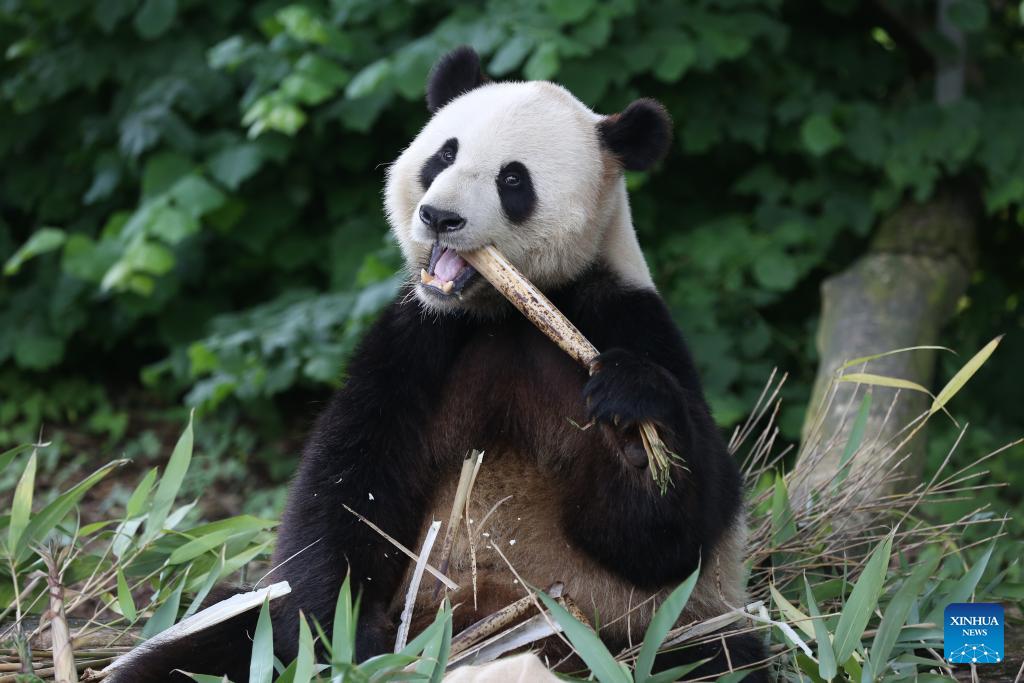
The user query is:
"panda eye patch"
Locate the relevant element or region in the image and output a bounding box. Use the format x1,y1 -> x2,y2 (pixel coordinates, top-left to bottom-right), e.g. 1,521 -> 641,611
419,138 -> 459,191
496,161 -> 536,224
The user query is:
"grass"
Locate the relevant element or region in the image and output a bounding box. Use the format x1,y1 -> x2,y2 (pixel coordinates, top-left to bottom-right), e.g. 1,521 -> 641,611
0,341 -> 1019,682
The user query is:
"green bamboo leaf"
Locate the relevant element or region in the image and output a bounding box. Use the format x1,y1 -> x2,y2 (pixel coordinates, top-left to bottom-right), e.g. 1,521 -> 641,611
0,444 -> 36,473
143,573 -> 186,638
837,346 -> 954,373
117,568 -> 137,622
771,473 -> 796,547
145,411 -> 195,541
835,393 -> 871,490
183,546 -> 226,618
8,450 -> 36,555
929,336 -> 1002,415
636,564 -> 701,681
416,601 -> 452,683
837,373 -> 932,396
645,659 -> 711,683
293,612 -> 315,683
332,573 -> 356,668
804,576 -> 836,680
841,654 -> 863,680
926,542 -> 995,625
863,550 -> 939,682
18,459 -> 125,560
168,527 -> 238,565
126,467 -> 158,518
832,532 -> 894,663
249,596 -> 274,683
770,584 -> 815,639
536,590 -> 631,683
179,673 -> 230,682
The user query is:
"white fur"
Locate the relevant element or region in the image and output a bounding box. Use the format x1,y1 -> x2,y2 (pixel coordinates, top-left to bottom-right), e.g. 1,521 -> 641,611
384,80 -> 653,314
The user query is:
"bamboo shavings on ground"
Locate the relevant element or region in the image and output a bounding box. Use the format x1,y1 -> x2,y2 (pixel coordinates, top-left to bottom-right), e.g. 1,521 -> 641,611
462,245 -> 679,493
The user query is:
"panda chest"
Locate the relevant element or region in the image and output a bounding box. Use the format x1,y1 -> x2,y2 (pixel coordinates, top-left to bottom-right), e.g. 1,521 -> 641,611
405,330 -> 654,636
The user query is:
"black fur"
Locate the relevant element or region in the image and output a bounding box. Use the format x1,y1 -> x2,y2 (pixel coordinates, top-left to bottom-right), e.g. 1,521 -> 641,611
419,137 -> 458,190
598,98 -> 674,171
655,630 -> 770,682
114,266 -> 763,681
496,161 -> 537,223
425,46 -> 488,113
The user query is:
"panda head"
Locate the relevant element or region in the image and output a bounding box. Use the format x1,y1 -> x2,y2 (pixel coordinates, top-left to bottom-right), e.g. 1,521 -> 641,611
385,47 -> 672,315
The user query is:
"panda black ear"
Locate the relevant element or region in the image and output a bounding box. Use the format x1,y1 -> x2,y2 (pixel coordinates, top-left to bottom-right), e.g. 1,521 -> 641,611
598,99 -> 674,171
426,46 -> 489,113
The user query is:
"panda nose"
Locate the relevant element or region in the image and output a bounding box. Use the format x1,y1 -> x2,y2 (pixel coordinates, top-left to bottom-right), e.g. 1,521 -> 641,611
419,205 -> 466,233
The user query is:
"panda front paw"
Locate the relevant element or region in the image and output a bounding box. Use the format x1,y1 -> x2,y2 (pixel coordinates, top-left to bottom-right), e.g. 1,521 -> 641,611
583,349 -> 684,468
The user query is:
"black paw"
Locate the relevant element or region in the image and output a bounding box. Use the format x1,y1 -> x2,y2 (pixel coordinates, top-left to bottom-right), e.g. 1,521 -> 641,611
583,349 -> 683,465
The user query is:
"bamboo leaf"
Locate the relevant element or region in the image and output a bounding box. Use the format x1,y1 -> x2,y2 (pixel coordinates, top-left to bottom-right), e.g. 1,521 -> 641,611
183,546 -> 226,618
771,473 -> 797,547
804,576 -> 837,681
926,542 -> 995,625
832,532 -> 894,663
143,572 -> 186,638
145,411 -> 195,541
249,596 -> 274,683
293,612 -> 315,683
117,567 -> 137,622
18,459 -> 124,561
929,336 -> 1003,415
636,564 -> 701,681
126,467 -> 158,518
645,659 -> 711,683
537,590 -> 631,683
8,450 -> 36,555
837,346 -> 954,372
863,550 -> 939,682
770,584 -> 815,639
331,573 -> 357,669
0,443 -> 36,473
835,393 -> 871,490
837,373 -> 932,396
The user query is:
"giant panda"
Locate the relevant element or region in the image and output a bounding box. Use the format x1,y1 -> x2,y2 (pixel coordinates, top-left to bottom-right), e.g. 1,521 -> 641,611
113,47 -> 767,682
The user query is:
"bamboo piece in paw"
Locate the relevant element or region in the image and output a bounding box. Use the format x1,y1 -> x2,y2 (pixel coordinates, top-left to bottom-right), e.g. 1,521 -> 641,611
461,244 -> 678,493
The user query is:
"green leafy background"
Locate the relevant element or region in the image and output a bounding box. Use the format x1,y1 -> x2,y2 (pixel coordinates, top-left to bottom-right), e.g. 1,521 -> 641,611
1,0 -> 1021,523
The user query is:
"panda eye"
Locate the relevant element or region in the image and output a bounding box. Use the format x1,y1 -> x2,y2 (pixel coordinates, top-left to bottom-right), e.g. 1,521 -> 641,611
440,148 -> 455,163
501,173 -> 521,187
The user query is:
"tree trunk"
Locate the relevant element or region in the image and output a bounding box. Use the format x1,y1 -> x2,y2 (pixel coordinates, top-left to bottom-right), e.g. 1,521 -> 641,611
794,193 -> 976,503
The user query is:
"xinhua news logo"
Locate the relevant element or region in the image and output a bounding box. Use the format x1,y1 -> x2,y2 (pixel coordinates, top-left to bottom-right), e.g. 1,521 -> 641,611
944,603 -> 1004,664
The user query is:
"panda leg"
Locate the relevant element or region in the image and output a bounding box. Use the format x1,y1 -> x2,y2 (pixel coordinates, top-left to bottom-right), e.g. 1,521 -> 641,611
269,297 -> 472,663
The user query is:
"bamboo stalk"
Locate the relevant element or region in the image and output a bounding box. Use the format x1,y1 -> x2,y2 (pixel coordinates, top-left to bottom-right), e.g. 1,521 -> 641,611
40,545 -> 77,683
462,245 -> 677,492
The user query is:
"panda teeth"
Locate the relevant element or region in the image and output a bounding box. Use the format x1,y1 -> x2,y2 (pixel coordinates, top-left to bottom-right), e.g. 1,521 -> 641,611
441,280 -> 454,294
420,268 -> 431,284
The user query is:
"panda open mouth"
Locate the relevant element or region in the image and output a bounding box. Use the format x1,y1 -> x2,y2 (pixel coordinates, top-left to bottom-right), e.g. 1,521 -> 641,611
419,243 -> 478,296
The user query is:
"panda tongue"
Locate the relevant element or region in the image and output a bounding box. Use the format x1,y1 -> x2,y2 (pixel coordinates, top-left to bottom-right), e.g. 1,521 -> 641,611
434,248 -> 466,283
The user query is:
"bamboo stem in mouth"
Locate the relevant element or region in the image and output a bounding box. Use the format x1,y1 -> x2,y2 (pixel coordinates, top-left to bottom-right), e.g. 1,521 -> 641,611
461,244 -> 677,494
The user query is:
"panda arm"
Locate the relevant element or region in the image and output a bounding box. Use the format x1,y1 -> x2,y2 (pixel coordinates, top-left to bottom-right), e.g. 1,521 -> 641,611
557,277 -> 744,588
270,294 -> 468,660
